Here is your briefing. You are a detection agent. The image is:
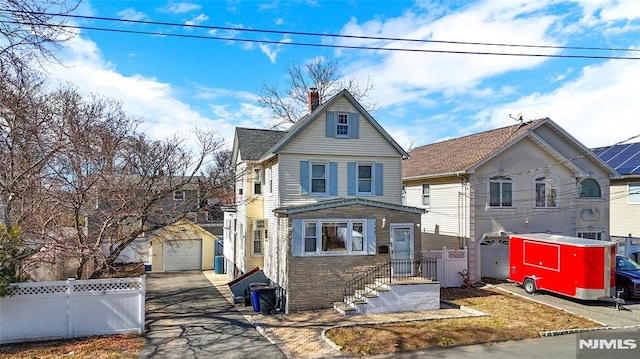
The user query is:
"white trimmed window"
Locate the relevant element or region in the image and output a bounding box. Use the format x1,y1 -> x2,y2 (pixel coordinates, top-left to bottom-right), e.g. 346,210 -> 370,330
302,220 -> 366,255
535,176 -> 557,207
253,168 -> 262,195
173,190 -> 185,201
357,163 -> 373,195
422,184 -> 430,206
311,162 -> 328,195
629,182 -> 640,204
577,231 -> 603,240
489,176 -> 512,207
336,113 -> 349,136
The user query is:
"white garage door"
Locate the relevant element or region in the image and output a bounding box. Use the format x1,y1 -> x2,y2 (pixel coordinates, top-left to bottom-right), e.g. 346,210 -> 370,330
481,238 -> 510,279
163,239 -> 202,271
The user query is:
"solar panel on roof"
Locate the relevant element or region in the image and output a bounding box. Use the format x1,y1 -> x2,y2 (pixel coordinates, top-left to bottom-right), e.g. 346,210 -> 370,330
593,142 -> 640,175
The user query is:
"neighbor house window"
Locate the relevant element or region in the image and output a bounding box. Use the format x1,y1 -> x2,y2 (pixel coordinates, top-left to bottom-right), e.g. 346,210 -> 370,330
336,113 -> 349,136
401,184 -> 406,205
253,168 -> 262,195
629,182 -> 640,204
357,163 -> 373,195
252,229 -> 263,255
311,162 -> 328,195
578,231 -> 603,240
422,184 -> 430,206
302,220 -> 366,255
173,190 -> 185,201
489,176 -> 512,207
578,178 -> 601,198
535,177 -> 557,207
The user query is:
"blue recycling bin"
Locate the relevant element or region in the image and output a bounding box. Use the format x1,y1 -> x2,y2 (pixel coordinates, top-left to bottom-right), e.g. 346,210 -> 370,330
249,283 -> 268,312
214,256 -> 225,274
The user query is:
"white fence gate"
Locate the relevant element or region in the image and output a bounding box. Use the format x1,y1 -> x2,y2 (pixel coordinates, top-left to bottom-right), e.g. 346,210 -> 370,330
0,277 -> 145,344
423,247 -> 468,288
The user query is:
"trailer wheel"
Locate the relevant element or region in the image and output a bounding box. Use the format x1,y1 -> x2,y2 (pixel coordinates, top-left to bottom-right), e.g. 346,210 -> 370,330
523,278 -> 536,294
617,284 -> 630,300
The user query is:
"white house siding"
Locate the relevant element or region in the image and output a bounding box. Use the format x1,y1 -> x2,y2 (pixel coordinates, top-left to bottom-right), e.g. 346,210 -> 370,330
610,181 -> 640,237
222,212 -> 236,279
404,177 -> 469,250
235,162 -> 248,274
283,101 -> 402,158
277,153 -> 402,207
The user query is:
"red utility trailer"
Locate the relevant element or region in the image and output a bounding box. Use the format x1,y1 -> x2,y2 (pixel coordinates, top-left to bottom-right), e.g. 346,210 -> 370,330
509,233 -> 616,300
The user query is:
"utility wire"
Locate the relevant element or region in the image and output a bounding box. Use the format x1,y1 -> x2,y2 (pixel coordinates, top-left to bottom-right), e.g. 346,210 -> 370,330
3,10 -> 640,60
4,9 -> 640,53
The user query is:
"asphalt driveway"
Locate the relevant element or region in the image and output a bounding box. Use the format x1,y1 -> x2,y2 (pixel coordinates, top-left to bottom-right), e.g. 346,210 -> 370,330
138,271 -> 286,359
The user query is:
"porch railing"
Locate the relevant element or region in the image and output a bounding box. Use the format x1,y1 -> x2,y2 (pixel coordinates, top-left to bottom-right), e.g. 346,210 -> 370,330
343,258 -> 437,307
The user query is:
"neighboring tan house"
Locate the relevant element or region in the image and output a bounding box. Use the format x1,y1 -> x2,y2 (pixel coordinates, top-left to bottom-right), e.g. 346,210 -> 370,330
226,89 -> 424,312
593,142 -> 640,238
148,219 -> 217,272
403,118 -> 618,281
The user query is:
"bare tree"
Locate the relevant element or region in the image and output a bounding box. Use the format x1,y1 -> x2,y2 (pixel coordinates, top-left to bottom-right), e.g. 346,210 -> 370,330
0,0 -> 78,69
0,71 -> 228,284
257,57 -> 377,128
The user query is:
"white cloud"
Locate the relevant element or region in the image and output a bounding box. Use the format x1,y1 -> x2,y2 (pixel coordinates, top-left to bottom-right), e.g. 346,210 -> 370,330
43,34 -> 236,150
258,36 -> 292,63
117,8 -> 148,21
162,2 -> 201,14
482,58 -> 640,148
185,14 -> 209,26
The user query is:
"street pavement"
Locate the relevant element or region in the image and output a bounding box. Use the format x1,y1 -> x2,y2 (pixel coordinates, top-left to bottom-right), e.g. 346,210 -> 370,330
138,271 -> 286,359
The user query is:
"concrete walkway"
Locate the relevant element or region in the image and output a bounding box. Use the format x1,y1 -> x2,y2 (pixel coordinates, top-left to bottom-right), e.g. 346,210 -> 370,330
139,271 -> 286,359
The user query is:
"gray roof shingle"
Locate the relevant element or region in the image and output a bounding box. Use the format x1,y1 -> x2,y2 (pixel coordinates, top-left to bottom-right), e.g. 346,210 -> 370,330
235,127 -> 287,161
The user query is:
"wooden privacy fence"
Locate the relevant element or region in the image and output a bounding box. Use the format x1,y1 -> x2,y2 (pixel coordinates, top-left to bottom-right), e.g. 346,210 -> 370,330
0,276 -> 145,344
422,247 -> 468,287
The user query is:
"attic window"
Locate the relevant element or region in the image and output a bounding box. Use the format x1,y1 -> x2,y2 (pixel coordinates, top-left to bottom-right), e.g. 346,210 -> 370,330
336,113 -> 349,136
578,178 -> 601,198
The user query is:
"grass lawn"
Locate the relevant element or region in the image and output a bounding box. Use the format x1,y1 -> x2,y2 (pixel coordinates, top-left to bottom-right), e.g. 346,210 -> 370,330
325,286 -> 603,356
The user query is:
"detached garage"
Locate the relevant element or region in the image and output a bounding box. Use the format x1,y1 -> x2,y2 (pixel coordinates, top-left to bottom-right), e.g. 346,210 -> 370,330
149,219 -> 217,272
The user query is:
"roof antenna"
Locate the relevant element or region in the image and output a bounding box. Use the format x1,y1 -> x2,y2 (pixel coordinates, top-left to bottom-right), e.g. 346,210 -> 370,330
509,112 -> 525,132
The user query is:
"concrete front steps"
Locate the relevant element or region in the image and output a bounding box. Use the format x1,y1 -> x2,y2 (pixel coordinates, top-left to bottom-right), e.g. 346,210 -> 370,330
334,278 -> 440,316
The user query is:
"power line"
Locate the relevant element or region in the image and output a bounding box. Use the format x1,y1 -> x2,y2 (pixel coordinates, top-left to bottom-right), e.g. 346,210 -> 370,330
3,10 -> 640,60
6,9 -> 640,53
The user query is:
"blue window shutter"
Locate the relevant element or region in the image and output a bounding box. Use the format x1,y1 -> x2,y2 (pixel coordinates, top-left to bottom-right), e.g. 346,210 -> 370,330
347,162 -> 356,196
300,161 -> 309,195
291,219 -> 303,256
366,219 -> 376,255
329,162 -> 338,196
326,111 -> 335,137
350,113 -> 359,139
375,163 -> 384,195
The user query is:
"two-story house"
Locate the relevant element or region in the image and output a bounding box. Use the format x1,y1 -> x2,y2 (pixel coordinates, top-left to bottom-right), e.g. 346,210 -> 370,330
593,142 -> 640,241
226,89 -> 424,312
403,118 -> 617,281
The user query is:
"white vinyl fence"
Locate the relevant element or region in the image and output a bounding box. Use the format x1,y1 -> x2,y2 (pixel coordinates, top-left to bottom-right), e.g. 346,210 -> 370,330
612,235 -> 640,262
0,276 -> 145,344
423,247 -> 468,288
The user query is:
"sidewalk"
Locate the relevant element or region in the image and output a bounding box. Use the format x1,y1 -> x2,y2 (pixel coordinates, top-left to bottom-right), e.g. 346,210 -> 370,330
203,271 -> 482,358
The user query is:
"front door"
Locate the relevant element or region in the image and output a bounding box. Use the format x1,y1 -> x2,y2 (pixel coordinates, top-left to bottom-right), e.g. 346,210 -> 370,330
390,224 -> 413,276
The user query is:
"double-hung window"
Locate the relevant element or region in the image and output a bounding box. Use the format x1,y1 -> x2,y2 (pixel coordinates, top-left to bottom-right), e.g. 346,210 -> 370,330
336,113 -> 349,136
357,163 -> 373,195
253,168 -> 262,195
535,176 -> 557,207
629,182 -> 640,204
489,176 -> 512,207
422,184 -> 430,206
253,229 -> 263,255
311,162 -> 327,195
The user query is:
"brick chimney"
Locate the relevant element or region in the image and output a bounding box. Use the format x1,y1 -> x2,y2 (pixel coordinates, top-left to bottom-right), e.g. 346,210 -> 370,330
308,87 -> 320,112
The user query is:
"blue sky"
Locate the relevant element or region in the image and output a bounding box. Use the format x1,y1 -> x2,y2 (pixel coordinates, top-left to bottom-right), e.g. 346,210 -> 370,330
46,0 -> 640,151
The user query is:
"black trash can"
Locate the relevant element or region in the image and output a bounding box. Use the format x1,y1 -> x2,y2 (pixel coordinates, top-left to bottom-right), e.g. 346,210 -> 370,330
249,283 -> 269,312
257,287 -> 277,315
